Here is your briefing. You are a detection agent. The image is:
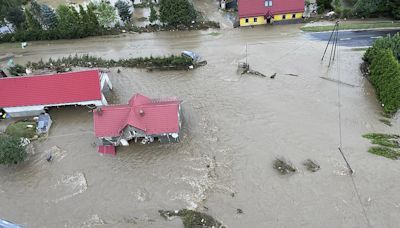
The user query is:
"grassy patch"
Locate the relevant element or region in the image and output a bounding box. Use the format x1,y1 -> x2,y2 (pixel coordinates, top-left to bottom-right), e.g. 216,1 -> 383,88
5,121 -> 37,139
301,22 -> 400,32
363,133 -> 400,148
368,146 -> 400,160
273,158 -> 296,175
379,119 -> 392,126
303,159 -> 320,172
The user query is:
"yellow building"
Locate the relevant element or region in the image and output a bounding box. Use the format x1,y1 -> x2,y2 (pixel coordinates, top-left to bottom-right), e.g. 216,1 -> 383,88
238,0 -> 305,27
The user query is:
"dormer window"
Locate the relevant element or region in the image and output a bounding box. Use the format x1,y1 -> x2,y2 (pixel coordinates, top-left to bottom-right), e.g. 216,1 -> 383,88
265,0 -> 272,7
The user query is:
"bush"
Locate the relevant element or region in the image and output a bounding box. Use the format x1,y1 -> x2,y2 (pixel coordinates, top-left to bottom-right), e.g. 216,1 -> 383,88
8,64 -> 26,76
0,134 -> 27,165
368,49 -> 400,114
364,33 -> 400,64
159,0 -> 197,26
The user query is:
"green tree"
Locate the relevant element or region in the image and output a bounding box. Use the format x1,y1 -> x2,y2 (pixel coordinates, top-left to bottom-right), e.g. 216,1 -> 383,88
0,0 -> 25,26
115,0 -> 132,22
25,9 -> 41,31
96,0 -> 117,28
79,4 -> 100,36
6,6 -> 25,30
56,5 -> 80,38
41,4 -> 57,29
149,3 -> 158,24
0,134 -> 27,165
159,0 -> 196,26
30,0 -> 42,22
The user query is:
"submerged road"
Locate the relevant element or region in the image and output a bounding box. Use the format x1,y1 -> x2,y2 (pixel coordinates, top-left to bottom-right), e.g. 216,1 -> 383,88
306,29 -> 400,47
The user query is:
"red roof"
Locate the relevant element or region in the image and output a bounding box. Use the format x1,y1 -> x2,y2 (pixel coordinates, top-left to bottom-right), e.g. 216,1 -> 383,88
93,94 -> 181,137
238,0 -> 304,18
0,70 -> 102,108
98,145 -> 116,155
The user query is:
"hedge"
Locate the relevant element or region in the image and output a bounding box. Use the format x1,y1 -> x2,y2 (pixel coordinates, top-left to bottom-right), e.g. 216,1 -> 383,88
364,33 -> 400,64
368,49 -> 400,114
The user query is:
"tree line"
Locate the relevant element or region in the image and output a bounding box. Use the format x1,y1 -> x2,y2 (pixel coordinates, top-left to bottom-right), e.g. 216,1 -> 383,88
315,0 -> 399,19
0,0 -> 199,43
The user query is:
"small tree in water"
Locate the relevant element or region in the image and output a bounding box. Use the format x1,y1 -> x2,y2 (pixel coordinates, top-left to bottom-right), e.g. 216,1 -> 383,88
115,0 -> 132,22
159,0 -> 196,26
149,3 -> 158,24
96,0 -> 118,28
0,135 -> 27,165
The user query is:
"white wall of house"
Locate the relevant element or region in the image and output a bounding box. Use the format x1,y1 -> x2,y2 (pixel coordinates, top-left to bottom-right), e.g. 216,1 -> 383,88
4,99 -> 104,117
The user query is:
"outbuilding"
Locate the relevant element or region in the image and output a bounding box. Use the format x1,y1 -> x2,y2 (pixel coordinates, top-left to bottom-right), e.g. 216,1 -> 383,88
0,70 -> 112,117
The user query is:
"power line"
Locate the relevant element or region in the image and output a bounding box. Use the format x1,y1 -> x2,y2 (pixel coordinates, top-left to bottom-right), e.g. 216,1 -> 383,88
324,21 -> 372,228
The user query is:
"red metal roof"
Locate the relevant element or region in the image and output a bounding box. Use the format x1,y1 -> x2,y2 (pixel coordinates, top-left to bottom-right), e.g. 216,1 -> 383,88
98,145 -> 116,155
93,94 -> 181,137
238,0 -> 304,18
0,70 -> 102,108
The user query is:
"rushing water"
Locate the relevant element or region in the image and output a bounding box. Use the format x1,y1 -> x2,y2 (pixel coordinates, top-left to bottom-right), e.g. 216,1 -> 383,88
0,21 -> 400,227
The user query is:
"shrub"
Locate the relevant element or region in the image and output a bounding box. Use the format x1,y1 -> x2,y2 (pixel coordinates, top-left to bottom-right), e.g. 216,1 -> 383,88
364,33 -> 400,64
0,134 -> 27,165
159,0 -> 197,26
5,121 -> 37,139
368,49 -> 400,114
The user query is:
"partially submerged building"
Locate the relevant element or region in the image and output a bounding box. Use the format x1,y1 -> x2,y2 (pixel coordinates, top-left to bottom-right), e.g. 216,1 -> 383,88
93,93 -> 182,155
0,70 -> 112,117
238,0 -> 304,26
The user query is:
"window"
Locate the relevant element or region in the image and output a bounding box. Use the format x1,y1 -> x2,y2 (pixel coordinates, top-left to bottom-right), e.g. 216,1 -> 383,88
282,14 -> 286,19
265,0 -> 272,7
245,18 -> 249,23
254,18 -> 258,22
292,14 -> 296,19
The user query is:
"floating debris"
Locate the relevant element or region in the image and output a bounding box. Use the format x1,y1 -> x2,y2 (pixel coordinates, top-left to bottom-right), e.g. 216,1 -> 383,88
379,119 -> 392,126
285,73 -> 299,77
303,159 -> 320,172
273,158 -> 296,175
236,208 -> 244,214
320,76 -> 358,87
159,209 -> 225,228
238,62 -> 267,77
270,73 -> 277,79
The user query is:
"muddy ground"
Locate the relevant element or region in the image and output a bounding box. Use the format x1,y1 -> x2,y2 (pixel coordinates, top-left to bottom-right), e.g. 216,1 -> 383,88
1,8 -> 400,228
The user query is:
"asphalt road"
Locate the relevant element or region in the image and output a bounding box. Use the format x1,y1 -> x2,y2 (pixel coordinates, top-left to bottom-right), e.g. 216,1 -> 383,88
306,29 -> 400,47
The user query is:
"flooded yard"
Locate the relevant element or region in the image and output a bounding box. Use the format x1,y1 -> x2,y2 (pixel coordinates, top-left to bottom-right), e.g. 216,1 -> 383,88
0,23 -> 400,227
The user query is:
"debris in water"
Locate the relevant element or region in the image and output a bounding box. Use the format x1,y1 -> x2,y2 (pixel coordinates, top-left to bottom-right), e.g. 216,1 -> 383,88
46,154 -> 53,162
303,159 -> 320,172
236,208 -> 244,214
273,158 -> 296,175
231,192 -> 235,197
320,76 -> 357,87
159,209 -> 225,228
379,119 -> 392,126
285,73 -> 299,77
270,73 -> 277,79
238,62 -> 267,77
117,69 -> 121,73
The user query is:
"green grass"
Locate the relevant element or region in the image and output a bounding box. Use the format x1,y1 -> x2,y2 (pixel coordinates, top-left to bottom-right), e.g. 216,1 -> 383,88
301,22 -> 400,32
368,146 -> 400,160
379,119 -> 392,126
363,133 -> 400,148
5,121 -> 37,139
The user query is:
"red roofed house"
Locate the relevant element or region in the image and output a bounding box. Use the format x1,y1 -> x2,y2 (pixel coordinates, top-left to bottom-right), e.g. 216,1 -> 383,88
238,0 -> 304,26
93,93 -> 182,154
0,70 -> 112,117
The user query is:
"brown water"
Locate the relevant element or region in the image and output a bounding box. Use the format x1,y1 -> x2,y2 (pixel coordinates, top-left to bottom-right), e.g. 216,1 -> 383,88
1,19 -> 400,228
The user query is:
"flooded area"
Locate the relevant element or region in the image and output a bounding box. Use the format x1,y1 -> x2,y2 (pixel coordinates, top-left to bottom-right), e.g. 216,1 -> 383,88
1,20 -> 400,228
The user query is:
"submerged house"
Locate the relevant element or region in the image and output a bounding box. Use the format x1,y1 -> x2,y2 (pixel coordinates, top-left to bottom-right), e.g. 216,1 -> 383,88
0,70 -> 112,117
238,0 -> 304,26
93,93 -> 182,155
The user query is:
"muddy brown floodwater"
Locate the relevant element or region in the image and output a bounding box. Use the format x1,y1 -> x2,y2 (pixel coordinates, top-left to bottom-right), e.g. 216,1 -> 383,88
1,21 -> 400,228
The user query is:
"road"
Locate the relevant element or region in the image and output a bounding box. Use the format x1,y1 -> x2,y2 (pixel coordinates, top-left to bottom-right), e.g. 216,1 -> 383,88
306,29 -> 400,47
